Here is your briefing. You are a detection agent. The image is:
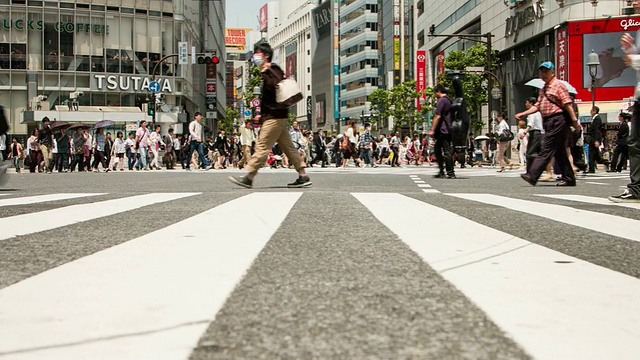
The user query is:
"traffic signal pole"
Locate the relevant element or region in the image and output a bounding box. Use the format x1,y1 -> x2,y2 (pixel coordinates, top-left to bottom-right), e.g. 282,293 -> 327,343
148,52 -> 218,125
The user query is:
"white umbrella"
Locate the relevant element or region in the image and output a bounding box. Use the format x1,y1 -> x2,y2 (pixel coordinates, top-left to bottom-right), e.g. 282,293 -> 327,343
474,135 -> 490,141
525,78 -> 578,94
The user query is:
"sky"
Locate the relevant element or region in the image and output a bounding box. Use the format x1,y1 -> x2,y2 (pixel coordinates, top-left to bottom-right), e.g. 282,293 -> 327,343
226,0 -> 265,30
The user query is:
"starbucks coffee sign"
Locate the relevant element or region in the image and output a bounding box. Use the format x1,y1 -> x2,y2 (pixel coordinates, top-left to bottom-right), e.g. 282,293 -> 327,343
92,75 -> 173,93
0,19 -> 109,34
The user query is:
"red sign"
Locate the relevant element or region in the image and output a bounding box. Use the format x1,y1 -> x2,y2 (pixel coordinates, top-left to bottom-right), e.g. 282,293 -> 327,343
436,51 -> 445,82
206,83 -> 216,93
556,26 -> 568,81
258,4 -> 268,32
567,16 -> 640,103
416,50 -> 426,110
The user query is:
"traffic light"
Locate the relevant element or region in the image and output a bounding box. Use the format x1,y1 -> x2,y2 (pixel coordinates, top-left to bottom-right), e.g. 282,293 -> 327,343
197,52 -> 220,64
147,101 -> 155,116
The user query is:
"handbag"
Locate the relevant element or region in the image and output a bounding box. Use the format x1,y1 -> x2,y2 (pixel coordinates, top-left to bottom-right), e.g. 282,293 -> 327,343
276,77 -> 303,107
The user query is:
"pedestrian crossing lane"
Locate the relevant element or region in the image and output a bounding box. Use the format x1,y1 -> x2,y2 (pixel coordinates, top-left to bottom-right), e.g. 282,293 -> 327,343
354,192 -> 640,360
0,191 -> 639,359
0,192 -> 303,359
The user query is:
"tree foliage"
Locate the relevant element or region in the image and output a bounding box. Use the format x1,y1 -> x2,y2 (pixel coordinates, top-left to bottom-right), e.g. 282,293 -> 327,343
243,66 -> 263,102
440,43 -> 499,134
219,108 -> 238,134
368,80 -> 435,134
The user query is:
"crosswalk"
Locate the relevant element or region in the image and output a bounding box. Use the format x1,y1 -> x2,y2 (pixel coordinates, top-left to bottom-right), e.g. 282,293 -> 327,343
0,190 -> 638,359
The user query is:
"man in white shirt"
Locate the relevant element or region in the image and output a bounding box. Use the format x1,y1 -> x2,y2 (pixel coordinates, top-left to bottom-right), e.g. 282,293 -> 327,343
238,120 -> 255,169
186,112 -> 211,170
523,96 -> 543,174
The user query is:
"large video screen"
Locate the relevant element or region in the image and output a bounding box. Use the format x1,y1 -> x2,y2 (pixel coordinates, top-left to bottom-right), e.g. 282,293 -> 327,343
582,32 -> 636,88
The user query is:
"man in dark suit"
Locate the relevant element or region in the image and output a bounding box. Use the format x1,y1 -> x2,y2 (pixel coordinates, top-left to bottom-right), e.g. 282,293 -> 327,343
311,129 -> 327,167
214,130 -> 229,169
586,106 -> 603,173
608,112 -> 630,172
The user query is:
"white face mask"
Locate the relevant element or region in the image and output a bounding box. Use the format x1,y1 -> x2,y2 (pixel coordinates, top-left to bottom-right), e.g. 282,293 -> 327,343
252,54 -> 264,67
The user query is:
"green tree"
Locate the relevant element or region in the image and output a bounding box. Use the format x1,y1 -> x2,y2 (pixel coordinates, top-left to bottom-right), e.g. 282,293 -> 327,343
243,66 -> 263,103
287,112 -> 297,127
440,43 -> 499,134
368,88 -> 391,126
219,108 -> 237,134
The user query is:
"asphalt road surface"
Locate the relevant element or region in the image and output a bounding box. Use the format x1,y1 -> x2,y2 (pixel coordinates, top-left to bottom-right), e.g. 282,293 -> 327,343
0,166 -> 638,360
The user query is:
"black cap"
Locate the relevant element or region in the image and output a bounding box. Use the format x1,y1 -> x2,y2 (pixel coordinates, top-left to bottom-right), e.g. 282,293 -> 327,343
42,116 -> 50,123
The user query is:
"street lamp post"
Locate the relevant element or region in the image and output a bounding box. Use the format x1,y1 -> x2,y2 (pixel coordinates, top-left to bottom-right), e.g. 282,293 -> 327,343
586,50 -> 600,112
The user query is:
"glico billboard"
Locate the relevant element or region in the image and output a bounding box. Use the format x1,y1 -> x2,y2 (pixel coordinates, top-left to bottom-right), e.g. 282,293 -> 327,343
566,16 -> 640,103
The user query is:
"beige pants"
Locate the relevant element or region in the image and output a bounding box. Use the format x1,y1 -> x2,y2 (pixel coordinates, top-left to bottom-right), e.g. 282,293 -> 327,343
497,141 -> 511,167
246,118 -> 305,174
238,144 -> 252,168
40,144 -> 53,170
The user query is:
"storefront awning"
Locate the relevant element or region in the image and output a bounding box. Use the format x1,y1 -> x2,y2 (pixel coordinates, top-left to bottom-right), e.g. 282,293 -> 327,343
576,99 -> 634,122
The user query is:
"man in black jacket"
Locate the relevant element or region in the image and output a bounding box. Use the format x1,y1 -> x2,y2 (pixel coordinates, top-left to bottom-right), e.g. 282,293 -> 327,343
609,112 -> 630,172
310,129 -> 327,167
215,130 -> 229,169
38,117 -> 54,173
228,42 -> 311,188
586,106 -> 603,173
56,128 -> 70,172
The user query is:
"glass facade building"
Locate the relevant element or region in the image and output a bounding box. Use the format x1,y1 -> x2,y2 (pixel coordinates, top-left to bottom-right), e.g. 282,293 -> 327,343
0,0 -> 222,136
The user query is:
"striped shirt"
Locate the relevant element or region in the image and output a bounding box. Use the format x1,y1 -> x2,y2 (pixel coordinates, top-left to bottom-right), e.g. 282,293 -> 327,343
534,77 -> 572,117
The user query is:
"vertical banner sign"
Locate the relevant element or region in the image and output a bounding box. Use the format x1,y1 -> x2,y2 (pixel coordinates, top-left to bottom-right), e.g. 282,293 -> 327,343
191,46 -> 196,64
555,27 -> 568,81
416,50 -> 426,110
206,63 -> 217,118
178,42 -> 188,65
393,0 -> 400,71
333,0 -> 340,119
306,96 -> 312,125
436,51 -> 445,82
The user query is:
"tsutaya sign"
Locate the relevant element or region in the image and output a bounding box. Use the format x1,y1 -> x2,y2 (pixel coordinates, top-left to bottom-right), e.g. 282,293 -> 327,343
92,75 -> 173,93
504,0 -> 544,41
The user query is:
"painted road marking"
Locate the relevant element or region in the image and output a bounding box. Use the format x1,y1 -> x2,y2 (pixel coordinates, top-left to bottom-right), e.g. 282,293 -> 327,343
584,182 -> 609,185
0,192 -> 302,359
0,193 -> 105,207
417,184 -> 432,188
447,194 -> 640,243
535,194 -> 640,210
0,193 -> 200,242
353,193 -> 640,360
422,189 -> 441,194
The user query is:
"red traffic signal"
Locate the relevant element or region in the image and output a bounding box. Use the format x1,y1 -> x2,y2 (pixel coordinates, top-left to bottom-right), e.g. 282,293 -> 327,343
197,53 -> 219,64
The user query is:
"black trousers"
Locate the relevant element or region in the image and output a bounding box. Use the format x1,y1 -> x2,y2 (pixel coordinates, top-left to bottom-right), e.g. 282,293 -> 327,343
390,146 -> 399,167
434,135 -> 454,176
588,141 -> 602,172
528,114 -> 575,184
312,149 -> 326,166
611,145 -> 629,172
526,130 -> 542,174
627,102 -> 640,197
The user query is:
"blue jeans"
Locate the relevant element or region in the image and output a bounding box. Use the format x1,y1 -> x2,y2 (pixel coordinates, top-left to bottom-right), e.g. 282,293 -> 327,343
135,147 -> 148,169
186,141 -> 209,169
126,148 -> 136,170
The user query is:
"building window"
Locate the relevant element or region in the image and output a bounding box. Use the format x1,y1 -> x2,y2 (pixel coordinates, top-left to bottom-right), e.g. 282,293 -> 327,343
417,0 -> 424,16
418,30 -> 425,48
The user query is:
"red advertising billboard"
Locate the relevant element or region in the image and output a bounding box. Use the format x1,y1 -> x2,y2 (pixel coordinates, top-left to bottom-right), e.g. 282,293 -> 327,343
416,50 -> 426,110
258,4 -> 268,32
568,16 -> 640,102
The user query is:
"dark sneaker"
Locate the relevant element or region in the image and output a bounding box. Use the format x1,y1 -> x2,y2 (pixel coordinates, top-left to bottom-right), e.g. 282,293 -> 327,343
228,176 -> 253,189
608,189 -> 640,203
433,173 -> 446,179
446,174 -> 457,179
287,176 -> 312,188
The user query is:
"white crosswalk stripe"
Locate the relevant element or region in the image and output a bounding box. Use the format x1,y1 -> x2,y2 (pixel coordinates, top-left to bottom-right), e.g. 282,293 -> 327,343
0,192 -> 301,359
0,193 -> 200,242
0,191 -> 639,359
536,194 -> 640,210
354,192 -> 640,360
447,193 -> 640,243
0,193 -> 104,207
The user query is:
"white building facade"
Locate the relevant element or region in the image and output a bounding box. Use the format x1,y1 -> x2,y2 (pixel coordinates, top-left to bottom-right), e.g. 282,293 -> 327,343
267,0 -> 315,127
339,0 -> 380,120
